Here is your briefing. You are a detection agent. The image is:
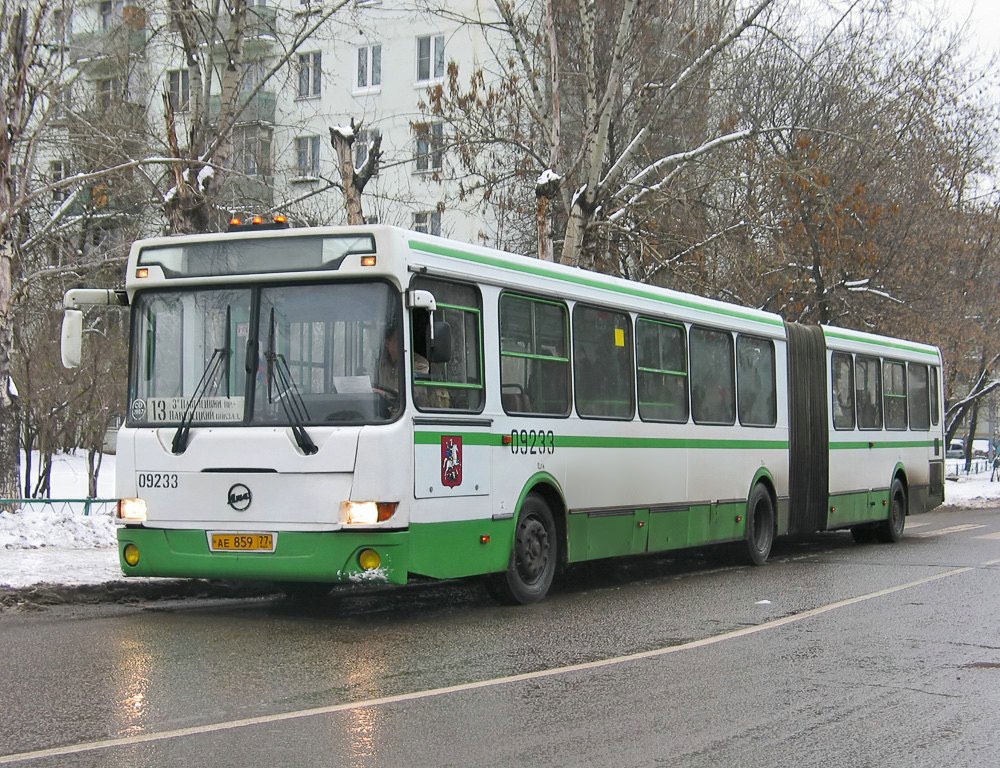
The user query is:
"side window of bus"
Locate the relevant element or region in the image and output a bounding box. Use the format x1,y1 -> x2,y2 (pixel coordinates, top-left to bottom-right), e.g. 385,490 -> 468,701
636,317 -> 688,423
830,352 -> 855,430
690,326 -> 735,425
883,360 -> 907,430
907,363 -> 930,431
573,305 -> 634,419
500,293 -> 570,416
736,335 -> 776,427
409,277 -> 484,412
929,366 -> 940,426
855,356 -> 883,430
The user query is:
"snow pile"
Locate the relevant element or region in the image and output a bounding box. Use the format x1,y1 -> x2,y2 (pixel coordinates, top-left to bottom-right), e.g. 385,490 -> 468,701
0,505 -> 117,550
943,470 -> 1000,509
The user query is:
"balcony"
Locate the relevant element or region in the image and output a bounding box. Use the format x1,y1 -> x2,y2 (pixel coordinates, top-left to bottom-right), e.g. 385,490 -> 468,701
222,174 -> 275,207
209,90 -> 277,125
69,10 -> 147,66
212,5 -> 277,49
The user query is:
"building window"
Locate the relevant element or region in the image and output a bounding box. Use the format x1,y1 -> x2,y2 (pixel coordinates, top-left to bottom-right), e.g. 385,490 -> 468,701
416,34 -> 444,82
357,44 -> 381,89
414,122 -> 444,172
294,135 -> 321,177
99,0 -> 124,31
234,125 -> 272,177
241,58 -> 268,95
413,210 -> 441,236
95,77 -> 122,109
50,160 -> 70,202
297,51 -> 321,98
51,9 -> 69,43
354,129 -> 378,173
167,69 -> 189,112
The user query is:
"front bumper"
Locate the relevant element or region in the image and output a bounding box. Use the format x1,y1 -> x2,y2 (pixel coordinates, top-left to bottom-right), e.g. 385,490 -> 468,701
116,527 -> 410,584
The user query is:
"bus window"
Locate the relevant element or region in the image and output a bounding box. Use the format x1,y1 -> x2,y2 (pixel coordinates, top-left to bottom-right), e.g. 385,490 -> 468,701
500,293 -> 570,416
883,360 -> 907,430
573,305 -> 633,419
409,277 -> 484,412
907,363 -> 930,430
690,326 -> 735,425
855,356 -> 883,430
830,352 -> 855,430
636,317 -> 688,423
930,366 -> 940,426
736,335 -> 776,427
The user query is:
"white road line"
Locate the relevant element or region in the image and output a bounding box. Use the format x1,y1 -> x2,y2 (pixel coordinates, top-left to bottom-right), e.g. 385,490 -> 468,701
0,564 -> 984,765
972,532 -> 1000,541
912,524 -> 987,538
905,521 -> 932,529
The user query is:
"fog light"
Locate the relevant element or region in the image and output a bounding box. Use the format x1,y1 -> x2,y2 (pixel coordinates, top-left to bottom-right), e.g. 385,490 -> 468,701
358,549 -> 381,570
123,544 -> 141,567
117,498 -> 147,522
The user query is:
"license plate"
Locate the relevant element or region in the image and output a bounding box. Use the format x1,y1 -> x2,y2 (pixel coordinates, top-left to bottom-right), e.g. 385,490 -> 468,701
208,532 -> 276,552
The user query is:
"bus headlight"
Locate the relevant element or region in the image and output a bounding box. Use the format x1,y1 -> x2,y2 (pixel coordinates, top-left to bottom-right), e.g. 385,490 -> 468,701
117,498 -> 147,522
339,501 -> 398,525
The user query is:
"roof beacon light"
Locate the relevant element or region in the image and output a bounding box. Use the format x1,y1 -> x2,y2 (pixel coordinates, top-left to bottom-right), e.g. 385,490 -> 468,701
252,215 -> 265,225
273,214 -> 287,224
229,217 -> 242,227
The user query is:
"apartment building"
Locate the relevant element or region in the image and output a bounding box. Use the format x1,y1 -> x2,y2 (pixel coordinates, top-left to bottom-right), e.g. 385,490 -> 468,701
51,0 -> 500,244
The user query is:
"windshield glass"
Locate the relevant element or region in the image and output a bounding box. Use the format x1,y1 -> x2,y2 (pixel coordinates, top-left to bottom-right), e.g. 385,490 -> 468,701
130,288 -> 251,424
129,282 -> 402,426
253,282 -> 401,425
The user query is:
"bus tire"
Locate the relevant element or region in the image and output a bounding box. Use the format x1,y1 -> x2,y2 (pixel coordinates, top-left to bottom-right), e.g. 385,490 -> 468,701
743,483 -> 775,566
876,478 -> 906,543
488,493 -> 557,604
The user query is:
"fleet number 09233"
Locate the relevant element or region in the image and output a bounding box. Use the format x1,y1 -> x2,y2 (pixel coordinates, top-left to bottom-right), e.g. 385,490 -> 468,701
510,429 -> 555,455
137,473 -> 178,489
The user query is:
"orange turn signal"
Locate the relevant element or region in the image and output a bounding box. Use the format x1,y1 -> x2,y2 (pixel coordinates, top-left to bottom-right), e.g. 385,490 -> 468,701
360,255 -> 377,267
135,268 -> 149,279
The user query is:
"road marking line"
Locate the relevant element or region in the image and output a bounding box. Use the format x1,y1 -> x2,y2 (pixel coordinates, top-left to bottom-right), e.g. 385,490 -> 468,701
972,532 -> 1000,541
0,565 -> 981,765
912,524 -> 986,538
905,521 -> 932,529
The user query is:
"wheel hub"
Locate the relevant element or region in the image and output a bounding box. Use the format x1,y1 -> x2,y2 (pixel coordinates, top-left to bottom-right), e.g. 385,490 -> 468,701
516,517 -> 549,583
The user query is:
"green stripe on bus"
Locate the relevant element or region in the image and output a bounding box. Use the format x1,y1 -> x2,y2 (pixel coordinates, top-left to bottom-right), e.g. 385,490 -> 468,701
409,240 -> 784,328
822,328 -> 939,359
829,440 -> 936,449
414,431 -> 787,450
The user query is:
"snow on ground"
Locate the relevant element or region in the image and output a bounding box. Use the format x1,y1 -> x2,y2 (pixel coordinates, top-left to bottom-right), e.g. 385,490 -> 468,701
1,452 -> 999,590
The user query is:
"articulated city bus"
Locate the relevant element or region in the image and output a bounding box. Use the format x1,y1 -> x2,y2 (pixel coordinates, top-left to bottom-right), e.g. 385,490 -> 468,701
61,223 -> 945,603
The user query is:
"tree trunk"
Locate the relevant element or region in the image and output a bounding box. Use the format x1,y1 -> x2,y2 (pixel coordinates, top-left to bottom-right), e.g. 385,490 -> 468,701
332,129 -> 364,225
87,446 -> 104,499
965,398 -> 980,473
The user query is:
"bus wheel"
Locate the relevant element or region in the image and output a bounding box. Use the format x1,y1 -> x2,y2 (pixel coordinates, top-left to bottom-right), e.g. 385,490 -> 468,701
876,479 -> 907,543
743,484 -> 775,566
488,494 -> 557,604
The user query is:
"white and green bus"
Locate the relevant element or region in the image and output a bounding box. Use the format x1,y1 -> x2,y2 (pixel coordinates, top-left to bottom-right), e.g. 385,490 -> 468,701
61,223 -> 945,603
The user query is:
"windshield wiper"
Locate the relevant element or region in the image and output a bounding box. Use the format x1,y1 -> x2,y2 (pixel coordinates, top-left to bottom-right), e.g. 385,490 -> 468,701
171,307 -> 231,455
266,308 -> 318,455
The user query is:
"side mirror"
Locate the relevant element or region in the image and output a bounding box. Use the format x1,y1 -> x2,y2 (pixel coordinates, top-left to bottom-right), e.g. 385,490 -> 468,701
428,320 -> 452,364
61,309 -> 83,368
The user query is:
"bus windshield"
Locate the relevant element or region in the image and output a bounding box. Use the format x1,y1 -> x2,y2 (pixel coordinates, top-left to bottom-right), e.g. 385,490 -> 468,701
129,281 -> 403,427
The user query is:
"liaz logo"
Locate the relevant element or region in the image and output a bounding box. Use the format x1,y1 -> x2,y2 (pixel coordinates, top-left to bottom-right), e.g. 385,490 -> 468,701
227,483 -> 252,511
441,436 -> 462,488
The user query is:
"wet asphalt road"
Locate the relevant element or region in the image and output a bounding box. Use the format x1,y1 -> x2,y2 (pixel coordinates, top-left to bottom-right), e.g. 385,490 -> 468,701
2,504 -> 999,767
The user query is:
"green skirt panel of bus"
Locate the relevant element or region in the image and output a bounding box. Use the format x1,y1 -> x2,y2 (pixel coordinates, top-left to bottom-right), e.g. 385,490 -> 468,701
117,528 -> 411,584
117,518 -> 520,584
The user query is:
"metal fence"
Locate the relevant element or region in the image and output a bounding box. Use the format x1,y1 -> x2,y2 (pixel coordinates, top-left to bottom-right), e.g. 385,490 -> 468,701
0,498 -> 117,516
